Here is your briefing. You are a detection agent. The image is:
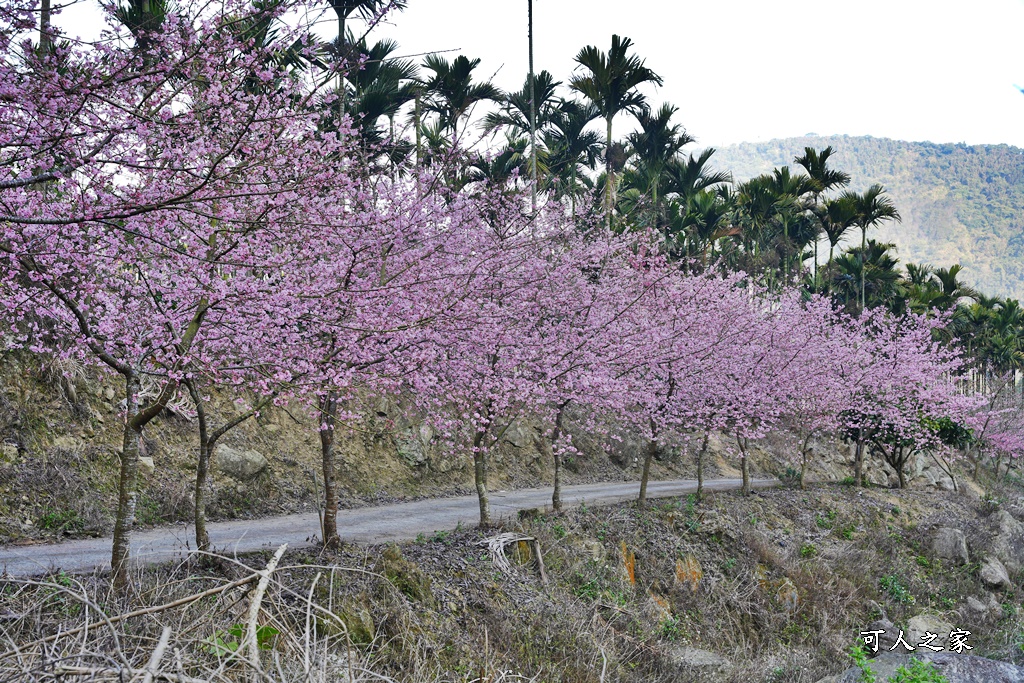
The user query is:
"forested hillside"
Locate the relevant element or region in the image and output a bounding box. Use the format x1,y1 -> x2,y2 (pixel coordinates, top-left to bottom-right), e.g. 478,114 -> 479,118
710,135 -> 1024,299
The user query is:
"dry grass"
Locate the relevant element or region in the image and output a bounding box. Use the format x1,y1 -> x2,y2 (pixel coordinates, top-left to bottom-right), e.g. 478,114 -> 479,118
2,484 -> 1021,682
0,548 -> 383,683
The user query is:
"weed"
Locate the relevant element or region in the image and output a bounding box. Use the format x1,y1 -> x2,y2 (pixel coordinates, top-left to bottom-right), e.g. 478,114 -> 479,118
415,532 -> 426,545
431,529 -> 450,545
879,574 -> 915,605
839,476 -> 856,486
721,557 -> 737,571
779,466 -> 800,485
800,543 -> 817,559
888,658 -> 949,683
848,643 -> 876,683
915,556 -> 930,568
658,616 -> 681,641
203,623 -> 279,658
38,508 -> 84,534
891,506 -> 901,516
840,523 -> 856,540
552,523 -> 567,539
816,510 -> 837,529
573,575 -> 600,601
980,494 -> 1003,516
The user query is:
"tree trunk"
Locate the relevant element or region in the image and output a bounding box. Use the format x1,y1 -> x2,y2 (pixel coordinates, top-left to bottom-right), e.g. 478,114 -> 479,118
414,94 -> 422,171
695,430 -> 709,502
739,436 -> 751,496
473,445 -> 490,527
854,432 -> 865,487
638,437 -> 656,508
182,379 -> 210,553
799,431 -> 813,490
473,402 -> 492,527
605,115 -> 613,231
527,0 -> 536,213
639,418 -> 658,508
550,402 -> 568,511
860,226 -> 867,311
319,392 -> 340,549
189,383 -> 211,554
337,14 -> 346,137
39,0 -> 50,53
570,165 -> 577,223
111,374 -> 142,593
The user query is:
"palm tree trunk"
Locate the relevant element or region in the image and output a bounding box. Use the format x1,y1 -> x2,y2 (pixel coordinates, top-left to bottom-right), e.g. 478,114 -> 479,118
605,115 -> 613,231
570,165 -> 577,222
860,226 -> 867,311
414,94 -> 422,171
337,13 -> 346,138
39,0 -> 51,53
527,0 -> 537,214
813,239 -> 818,286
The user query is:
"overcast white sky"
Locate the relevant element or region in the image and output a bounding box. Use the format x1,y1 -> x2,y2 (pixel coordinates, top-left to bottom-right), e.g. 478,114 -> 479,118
58,0 -> 1024,148
379,0 -> 1024,148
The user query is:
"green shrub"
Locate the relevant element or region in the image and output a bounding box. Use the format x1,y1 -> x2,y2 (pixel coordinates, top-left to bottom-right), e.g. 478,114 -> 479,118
800,543 -> 817,558
38,508 -> 84,533
888,658 -> 949,683
816,511 -> 836,529
848,643 -> 876,683
879,574 -> 915,605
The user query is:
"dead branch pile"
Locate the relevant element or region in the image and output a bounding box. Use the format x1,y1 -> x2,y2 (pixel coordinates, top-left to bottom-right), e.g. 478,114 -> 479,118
0,546 -> 390,683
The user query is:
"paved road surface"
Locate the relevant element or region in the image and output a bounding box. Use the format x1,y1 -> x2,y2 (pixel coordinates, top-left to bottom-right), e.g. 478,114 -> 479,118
0,478 -> 777,577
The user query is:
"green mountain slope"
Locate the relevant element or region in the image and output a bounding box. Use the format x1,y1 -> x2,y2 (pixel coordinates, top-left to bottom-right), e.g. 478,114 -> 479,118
708,135 -> 1024,299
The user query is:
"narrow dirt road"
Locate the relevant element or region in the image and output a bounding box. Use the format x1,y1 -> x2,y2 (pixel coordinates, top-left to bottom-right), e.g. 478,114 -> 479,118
0,477 -> 776,577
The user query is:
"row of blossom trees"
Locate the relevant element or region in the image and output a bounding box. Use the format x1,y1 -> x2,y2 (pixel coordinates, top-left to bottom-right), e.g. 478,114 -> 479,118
0,0 -> 1017,592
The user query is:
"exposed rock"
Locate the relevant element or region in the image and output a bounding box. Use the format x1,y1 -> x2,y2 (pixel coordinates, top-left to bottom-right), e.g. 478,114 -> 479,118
138,456 -> 155,477
500,420 -> 534,449
666,646 -> 731,671
989,510 -> 1024,574
907,614 -> 955,651
395,424 -> 432,467
826,651 -> 1024,682
979,556 -> 1011,590
862,618 -> 897,656
964,593 -> 1002,622
103,386 -> 115,401
52,435 -> 80,451
213,444 -> 269,481
1,442 -> 17,463
932,527 -> 969,565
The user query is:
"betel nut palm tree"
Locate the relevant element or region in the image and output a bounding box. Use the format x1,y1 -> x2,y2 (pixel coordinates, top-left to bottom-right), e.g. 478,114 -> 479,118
570,34 -> 662,229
